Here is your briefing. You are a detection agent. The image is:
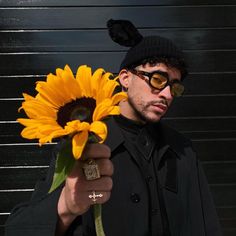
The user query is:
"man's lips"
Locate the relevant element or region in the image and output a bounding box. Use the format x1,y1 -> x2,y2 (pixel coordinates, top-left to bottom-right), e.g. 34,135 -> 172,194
151,103 -> 167,112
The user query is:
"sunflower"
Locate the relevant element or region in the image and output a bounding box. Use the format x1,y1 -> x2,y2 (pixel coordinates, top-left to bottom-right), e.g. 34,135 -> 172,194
17,65 -> 127,159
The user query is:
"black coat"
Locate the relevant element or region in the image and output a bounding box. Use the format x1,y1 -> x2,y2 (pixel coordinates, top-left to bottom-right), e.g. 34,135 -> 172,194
5,118 -> 222,236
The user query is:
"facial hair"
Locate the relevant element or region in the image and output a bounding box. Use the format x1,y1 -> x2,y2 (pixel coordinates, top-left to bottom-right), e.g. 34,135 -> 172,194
127,96 -> 169,124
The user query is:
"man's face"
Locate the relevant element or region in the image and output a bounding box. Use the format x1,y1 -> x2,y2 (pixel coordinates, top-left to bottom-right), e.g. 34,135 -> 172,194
119,63 -> 182,123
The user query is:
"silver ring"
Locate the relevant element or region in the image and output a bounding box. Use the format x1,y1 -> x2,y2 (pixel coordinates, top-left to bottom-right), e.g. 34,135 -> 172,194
88,191 -> 103,203
83,159 -> 101,180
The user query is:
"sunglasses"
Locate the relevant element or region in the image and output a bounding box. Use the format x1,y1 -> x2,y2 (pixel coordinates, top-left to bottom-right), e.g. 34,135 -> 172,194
129,69 -> 185,97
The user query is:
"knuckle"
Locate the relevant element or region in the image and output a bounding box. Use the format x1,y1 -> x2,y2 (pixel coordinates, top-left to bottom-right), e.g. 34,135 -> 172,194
104,177 -> 113,191
103,192 -> 111,202
102,160 -> 114,175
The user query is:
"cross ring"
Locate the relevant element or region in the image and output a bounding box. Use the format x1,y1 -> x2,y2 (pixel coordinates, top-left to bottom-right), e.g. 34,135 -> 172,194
88,191 -> 103,203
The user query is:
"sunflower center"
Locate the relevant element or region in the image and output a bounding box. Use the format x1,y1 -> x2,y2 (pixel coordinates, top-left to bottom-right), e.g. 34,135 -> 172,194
57,97 -> 96,127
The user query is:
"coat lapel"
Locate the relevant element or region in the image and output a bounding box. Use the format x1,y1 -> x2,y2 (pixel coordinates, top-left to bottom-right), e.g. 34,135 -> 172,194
104,118 -> 189,194
104,117 -> 124,153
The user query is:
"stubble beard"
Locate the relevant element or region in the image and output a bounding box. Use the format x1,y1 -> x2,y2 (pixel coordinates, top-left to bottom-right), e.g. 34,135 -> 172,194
128,97 -> 164,124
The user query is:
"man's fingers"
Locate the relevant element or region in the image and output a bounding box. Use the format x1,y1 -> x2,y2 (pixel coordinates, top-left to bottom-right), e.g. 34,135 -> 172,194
81,143 -> 111,160
94,159 -> 114,176
83,176 -> 113,192
87,191 -> 111,205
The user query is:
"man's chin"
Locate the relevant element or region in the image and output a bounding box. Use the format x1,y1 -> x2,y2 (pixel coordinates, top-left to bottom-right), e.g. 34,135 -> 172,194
144,114 -> 162,123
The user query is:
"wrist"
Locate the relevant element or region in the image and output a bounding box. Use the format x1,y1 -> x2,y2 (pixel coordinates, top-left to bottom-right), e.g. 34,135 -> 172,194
56,187 -> 78,234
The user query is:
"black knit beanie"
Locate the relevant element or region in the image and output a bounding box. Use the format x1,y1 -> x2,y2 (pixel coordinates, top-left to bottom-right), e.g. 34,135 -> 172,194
107,19 -> 187,77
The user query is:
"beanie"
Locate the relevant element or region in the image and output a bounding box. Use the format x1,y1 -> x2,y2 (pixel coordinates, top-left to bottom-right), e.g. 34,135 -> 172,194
107,19 -> 187,76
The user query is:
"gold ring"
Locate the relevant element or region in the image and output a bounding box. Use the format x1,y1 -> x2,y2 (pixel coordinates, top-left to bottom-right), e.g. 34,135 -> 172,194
82,159 -> 100,180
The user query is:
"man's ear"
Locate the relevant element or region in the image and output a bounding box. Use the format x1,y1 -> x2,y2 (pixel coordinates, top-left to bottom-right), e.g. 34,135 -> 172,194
118,69 -> 130,90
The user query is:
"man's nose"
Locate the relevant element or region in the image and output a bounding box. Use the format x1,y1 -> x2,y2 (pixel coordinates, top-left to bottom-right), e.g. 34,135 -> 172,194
158,85 -> 173,100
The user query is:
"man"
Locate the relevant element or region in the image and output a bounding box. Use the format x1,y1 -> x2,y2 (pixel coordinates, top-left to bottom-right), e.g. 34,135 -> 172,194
5,20 -> 222,236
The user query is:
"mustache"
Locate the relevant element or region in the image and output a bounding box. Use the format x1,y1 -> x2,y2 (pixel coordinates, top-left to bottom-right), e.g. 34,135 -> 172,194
147,99 -> 169,108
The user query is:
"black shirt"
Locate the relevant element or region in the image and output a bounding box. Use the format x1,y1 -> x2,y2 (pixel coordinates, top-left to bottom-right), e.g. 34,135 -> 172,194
114,115 -> 169,236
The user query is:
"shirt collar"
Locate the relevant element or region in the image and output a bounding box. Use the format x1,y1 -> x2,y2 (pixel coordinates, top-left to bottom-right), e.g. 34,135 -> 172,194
104,116 -> 191,160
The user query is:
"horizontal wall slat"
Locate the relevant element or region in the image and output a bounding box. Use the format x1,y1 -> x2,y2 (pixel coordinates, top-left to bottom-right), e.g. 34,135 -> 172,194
0,140 -> 235,166
1,96 -> 235,121
1,117 -> 236,144
183,131 -> 236,140
0,96 -> 235,121
0,227 -> 4,236
183,73 -> 236,95
217,206 -> 236,219
0,51 -> 236,76
1,73 -> 235,98
0,162 -> 235,189
1,117 -> 236,133
211,184 -> 236,207
0,139 -> 236,166
0,6 -> 236,30
1,128 -> 236,144
0,76 -> 39,98
0,144 -> 54,166
193,139 -> 236,161
0,0 -> 236,7
1,28 -> 236,52
163,117 -> 236,132
0,215 -> 8,225
0,167 -> 48,190
0,184 -> 235,211
0,191 -> 32,213
166,96 -> 236,117
222,229 -> 236,236
202,162 -> 236,184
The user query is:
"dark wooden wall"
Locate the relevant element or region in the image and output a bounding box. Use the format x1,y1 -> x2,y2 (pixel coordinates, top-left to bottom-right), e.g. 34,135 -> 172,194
0,1 -> 236,235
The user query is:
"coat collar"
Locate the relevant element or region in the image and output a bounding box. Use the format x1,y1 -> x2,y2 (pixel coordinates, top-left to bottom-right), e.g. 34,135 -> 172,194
104,116 -> 188,194
104,117 -> 125,152
153,121 -> 191,160
104,116 -> 191,161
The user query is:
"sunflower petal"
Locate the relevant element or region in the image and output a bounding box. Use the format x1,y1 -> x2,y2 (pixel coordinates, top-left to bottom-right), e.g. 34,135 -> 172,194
72,131 -> 88,159
111,92 -> 127,105
90,121 -> 107,143
91,68 -> 105,97
76,65 -> 92,97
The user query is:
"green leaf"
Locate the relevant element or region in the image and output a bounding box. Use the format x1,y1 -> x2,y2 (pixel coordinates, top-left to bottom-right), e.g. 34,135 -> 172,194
49,139 -> 75,193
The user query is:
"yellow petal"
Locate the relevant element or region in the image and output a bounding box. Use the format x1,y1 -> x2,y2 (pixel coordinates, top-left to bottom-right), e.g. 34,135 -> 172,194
72,131 -> 88,159
92,99 -> 115,121
21,126 -> 40,140
22,93 -> 35,101
111,92 -> 127,105
76,65 -> 92,97
20,99 -> 56,119
107,106 -> 120,116
36,79 -> 71,108
65,120 -> 90,133
90,121 -> 107,143
91,68 -> 104,97
39,128 -> 69,144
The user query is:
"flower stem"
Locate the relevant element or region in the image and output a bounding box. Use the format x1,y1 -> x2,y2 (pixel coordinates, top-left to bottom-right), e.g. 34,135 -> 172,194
94,204 -> 105,236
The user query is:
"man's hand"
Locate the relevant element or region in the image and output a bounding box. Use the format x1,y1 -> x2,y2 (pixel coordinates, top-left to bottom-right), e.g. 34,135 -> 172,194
56,143 -> 113,235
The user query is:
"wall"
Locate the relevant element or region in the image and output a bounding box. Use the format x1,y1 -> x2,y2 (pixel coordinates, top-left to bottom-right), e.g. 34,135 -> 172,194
0,1 -> 236,235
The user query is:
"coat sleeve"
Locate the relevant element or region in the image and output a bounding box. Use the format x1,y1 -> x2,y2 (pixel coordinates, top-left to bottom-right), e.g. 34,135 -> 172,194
4,147 -> 64,236
196,160 -> 223,236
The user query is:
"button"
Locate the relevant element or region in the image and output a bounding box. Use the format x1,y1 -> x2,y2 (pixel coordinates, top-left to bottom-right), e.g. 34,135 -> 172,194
146,175 -> 153,182
130,193 -> 140,203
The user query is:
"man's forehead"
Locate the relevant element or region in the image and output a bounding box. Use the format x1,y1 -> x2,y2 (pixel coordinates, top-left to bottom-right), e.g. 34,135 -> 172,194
137,63 -> 182,79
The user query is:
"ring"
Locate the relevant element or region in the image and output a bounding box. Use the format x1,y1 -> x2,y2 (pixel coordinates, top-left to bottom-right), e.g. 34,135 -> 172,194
88,191 -> 103,203
82,159 -> 100,180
